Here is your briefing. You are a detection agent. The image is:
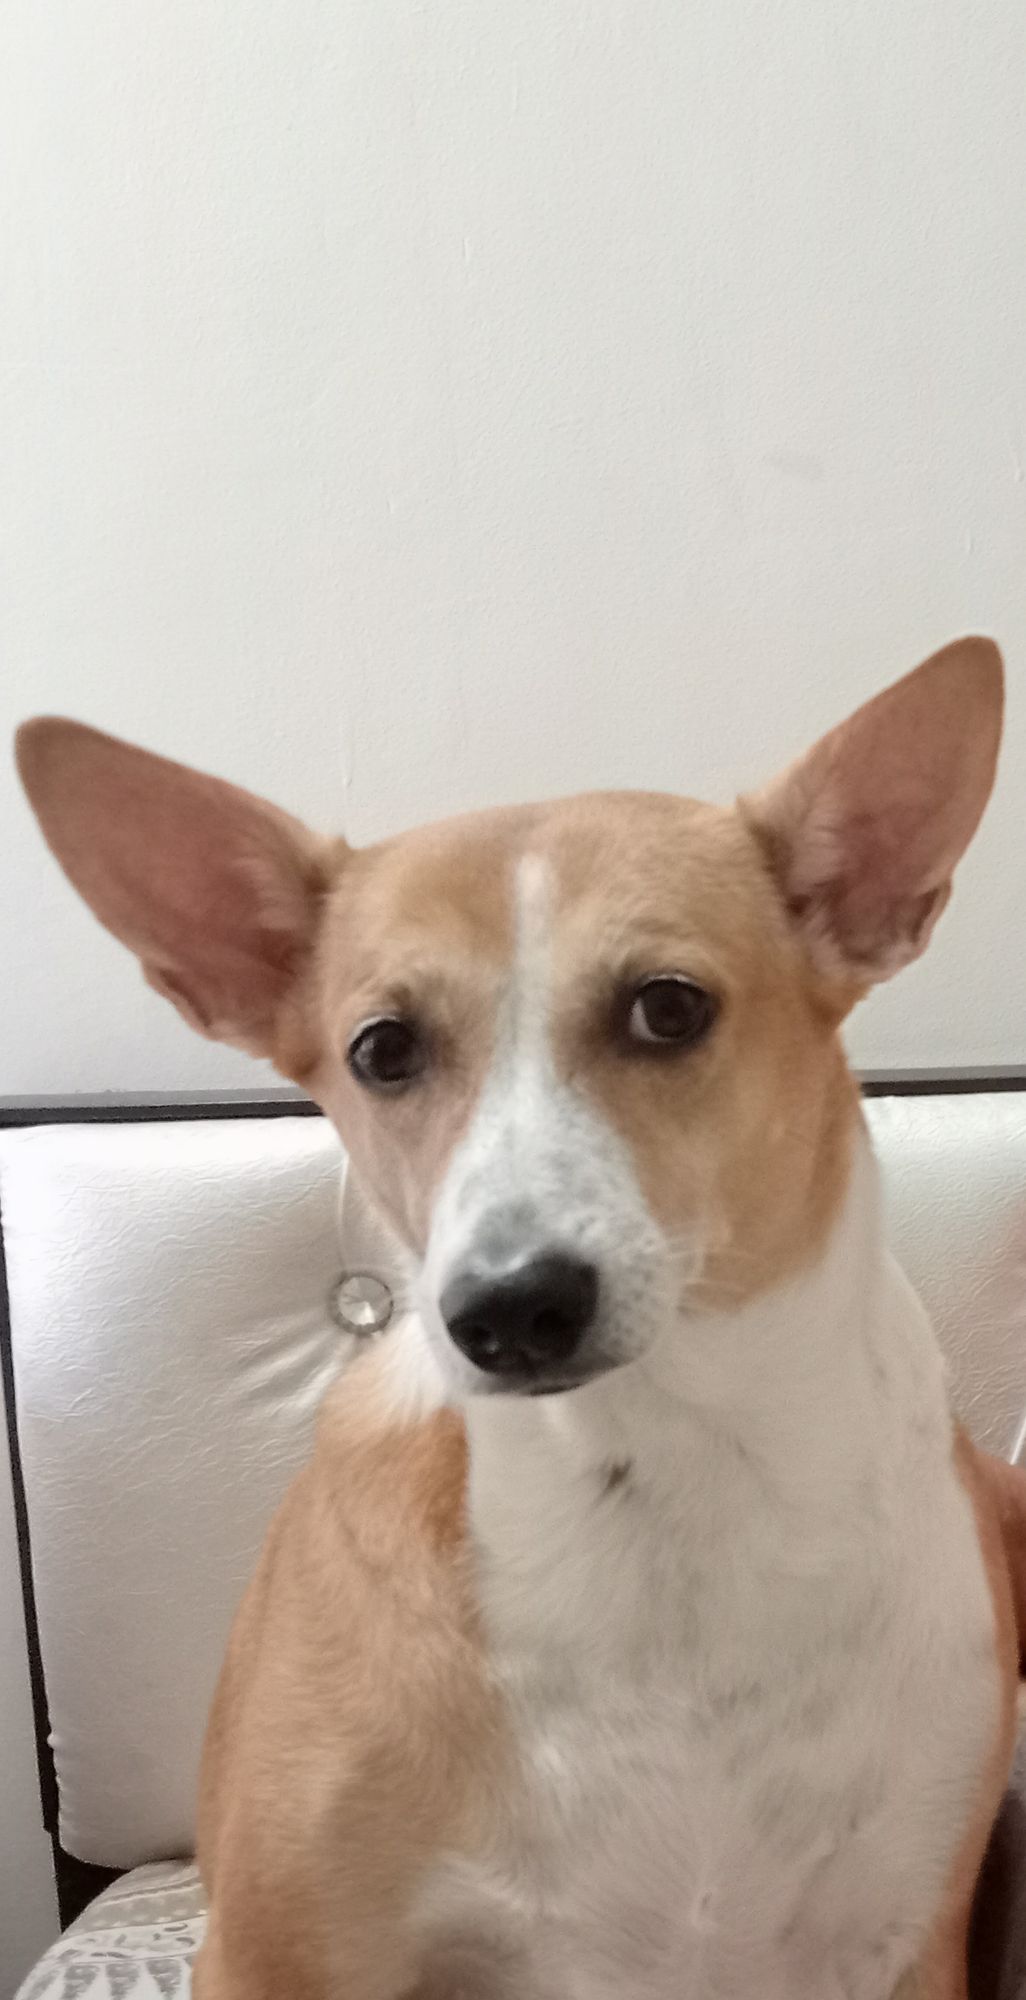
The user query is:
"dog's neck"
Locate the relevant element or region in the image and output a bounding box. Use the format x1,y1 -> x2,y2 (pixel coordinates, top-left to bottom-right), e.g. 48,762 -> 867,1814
456,1126 -> 950,1658
365,1121 -> 949,1573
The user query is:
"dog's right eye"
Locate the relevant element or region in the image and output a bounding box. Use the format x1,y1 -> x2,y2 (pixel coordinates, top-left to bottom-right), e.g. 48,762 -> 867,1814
626,976 -> 719,1050
347,1017 -> 427,1092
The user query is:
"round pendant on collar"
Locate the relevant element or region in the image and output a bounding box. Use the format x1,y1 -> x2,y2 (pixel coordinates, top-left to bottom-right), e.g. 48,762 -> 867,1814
331,1272 -> 394,1337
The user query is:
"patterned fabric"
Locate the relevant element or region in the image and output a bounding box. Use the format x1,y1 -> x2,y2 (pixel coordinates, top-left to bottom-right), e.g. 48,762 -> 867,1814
15,1792 -> 1026,1999
15,1862 -> 205,1999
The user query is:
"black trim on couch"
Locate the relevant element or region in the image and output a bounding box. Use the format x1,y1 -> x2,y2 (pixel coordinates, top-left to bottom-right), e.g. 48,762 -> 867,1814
2,1072 -> 1025,1930
3,1067 -> 1026,1126
0,1085 -> 320,1125
860,1065 -> 1026,1094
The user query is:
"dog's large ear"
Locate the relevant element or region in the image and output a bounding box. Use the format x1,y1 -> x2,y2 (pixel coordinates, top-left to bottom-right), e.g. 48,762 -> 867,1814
743,637 -> 1004,989
16,718 -> 334,1060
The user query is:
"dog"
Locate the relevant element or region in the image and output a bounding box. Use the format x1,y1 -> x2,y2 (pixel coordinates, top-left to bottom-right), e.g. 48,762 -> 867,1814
16,636 -> 1022,1998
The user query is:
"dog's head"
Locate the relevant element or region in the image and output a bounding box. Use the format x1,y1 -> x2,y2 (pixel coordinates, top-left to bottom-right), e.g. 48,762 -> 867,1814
17,639 -> 1002,1397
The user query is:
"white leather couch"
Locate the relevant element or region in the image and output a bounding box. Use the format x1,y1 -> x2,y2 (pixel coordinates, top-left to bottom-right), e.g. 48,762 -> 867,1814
2,1086 -> 1026,1998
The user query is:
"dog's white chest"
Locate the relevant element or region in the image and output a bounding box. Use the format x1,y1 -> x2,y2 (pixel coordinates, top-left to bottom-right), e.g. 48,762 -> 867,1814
421,1237 -> 1001,2000
474,1625 -> 939,1999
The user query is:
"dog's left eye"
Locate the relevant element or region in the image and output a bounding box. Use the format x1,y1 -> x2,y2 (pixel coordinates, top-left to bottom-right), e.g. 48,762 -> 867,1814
347,1016 -> 427,1091
627,976 -> 718,1049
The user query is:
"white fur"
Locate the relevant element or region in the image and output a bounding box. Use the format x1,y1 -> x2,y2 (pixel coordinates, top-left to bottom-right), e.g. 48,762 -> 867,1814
419,856 -> 679,1393
408,1139 -> 999,1997
373,855 -> 1000,1997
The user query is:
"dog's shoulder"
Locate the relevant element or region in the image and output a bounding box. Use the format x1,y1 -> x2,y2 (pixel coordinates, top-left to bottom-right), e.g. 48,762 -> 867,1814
197,1354 -> 499,1927
315,1350 -> 469,1557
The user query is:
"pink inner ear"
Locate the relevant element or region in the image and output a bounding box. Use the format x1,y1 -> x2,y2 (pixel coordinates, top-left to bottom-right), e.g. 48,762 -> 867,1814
17,718 -> 329,1052
747,637 -> 1003,984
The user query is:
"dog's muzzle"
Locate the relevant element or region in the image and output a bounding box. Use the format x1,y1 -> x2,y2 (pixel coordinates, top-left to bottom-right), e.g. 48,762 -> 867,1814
440,1249 -> 600,1391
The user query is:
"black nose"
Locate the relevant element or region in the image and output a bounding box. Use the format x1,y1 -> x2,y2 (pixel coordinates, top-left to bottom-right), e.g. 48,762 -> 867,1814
441,1252 -> 599,1380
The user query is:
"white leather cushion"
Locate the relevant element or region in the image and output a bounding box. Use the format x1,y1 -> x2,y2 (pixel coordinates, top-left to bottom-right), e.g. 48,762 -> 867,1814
14,1860 -> 205,1998
866,1093 -> 1026,1457
3,1093 -> 1026,1877
0,1117 -> 347,1869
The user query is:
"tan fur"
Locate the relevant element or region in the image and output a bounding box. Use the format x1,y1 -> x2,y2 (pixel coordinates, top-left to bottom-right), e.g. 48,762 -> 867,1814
744,638 -> 1004,988
194,1419 -> 1026,2000
15,717 -> 333,1063
14,638 -> 1015,1997
912,1432 -> 1021,1999
309,810 -> 525,1246
542,795 -> 860,1303
302,792 -> 861,1305
195,1360 -> 493,2000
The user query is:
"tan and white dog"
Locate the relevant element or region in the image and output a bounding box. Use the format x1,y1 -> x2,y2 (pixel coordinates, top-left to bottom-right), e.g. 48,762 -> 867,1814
16,638 -> 1022,1999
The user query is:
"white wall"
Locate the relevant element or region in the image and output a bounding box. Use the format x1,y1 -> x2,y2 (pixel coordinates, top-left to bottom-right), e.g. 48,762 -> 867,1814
2,0 -> 1026,1095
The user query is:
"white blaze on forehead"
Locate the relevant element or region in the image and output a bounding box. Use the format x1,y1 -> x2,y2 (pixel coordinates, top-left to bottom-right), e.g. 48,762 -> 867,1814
457,850 -> 561,1177
420,848 -> 674,1383
510,853 -> 555,1053
421,850 -> 562,1294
